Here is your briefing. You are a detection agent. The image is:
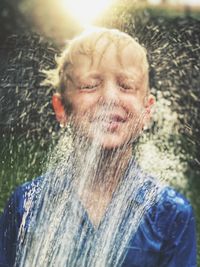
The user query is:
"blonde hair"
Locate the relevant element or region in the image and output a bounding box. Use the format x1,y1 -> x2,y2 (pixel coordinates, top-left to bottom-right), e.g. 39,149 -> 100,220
42,27 -> 149,94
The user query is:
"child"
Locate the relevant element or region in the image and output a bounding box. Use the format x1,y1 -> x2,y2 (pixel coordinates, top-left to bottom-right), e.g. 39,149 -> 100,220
0,27 -> 197,267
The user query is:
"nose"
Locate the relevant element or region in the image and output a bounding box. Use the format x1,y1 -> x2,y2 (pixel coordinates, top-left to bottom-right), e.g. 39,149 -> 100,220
99,81 -> 120,105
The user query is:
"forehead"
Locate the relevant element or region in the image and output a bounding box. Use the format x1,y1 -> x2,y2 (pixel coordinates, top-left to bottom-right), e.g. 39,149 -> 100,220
69,38 -> 148,79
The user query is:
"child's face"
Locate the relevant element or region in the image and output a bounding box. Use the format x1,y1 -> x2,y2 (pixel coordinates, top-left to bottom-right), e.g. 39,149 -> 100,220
55,40 -> 154,149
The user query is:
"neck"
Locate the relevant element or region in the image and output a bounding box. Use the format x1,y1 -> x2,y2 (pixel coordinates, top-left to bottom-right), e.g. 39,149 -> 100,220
73,138 -> 133,196
70,136 -> 133,227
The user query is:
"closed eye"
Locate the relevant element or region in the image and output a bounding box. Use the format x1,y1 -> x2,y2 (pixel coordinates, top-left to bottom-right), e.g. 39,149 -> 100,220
79,84 -> 99,90
119,82 -> 136,91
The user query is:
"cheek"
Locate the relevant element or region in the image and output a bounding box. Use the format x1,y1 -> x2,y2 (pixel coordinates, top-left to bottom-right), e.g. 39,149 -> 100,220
123,97 -> 145,117
70,94 -> 99,116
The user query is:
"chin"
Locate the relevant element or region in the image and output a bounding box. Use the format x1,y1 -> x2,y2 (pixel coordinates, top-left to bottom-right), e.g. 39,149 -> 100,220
76,124 -> 134,150
94,134 -> 131,150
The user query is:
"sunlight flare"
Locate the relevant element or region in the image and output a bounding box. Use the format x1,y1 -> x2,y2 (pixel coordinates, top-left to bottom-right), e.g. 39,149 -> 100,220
61,0 -> 114,26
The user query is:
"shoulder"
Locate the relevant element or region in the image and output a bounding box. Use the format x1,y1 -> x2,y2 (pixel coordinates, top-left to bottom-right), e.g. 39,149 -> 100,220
13,176 -> 43,199
156,186 -> 192,215
6,175 -> 44,219
0,177 -> 44,266
156,186 -> 193,222
146,186 -> 195,242
17,175 -> 44,196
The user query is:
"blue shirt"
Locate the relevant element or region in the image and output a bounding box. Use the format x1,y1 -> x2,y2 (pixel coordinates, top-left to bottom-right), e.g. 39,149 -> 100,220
0,175 -> 197,267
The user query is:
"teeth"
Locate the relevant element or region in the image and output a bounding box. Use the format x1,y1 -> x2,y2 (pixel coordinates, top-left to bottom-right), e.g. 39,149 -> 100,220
89,115 -> 126,123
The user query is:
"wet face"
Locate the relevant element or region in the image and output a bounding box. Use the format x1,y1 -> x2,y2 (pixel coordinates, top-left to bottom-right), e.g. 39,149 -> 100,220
55,40 -> 154,149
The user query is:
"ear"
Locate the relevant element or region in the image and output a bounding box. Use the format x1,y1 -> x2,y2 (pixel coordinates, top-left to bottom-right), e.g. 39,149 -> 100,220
143,94 -> 155,129
52,93 -> 68,127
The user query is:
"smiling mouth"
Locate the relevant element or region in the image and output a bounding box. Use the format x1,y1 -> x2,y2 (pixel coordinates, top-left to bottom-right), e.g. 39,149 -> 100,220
91,114 -> 126,123
92,114 -> 127,132
108,115 -> 126,123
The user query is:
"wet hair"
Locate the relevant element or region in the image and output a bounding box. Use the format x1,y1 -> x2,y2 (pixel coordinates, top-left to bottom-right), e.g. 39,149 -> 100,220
42,27 -> 149,95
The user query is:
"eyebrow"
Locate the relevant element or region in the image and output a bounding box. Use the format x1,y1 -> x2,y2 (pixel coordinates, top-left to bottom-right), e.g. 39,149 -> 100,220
77,71 -> 101,79
70,72 -> 101,85
69,69 -> 142,86
117,71 -> 140,81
